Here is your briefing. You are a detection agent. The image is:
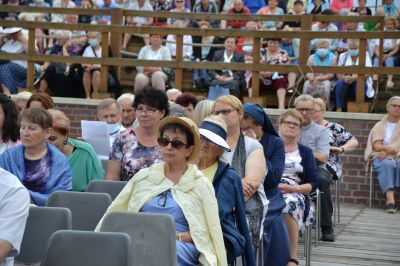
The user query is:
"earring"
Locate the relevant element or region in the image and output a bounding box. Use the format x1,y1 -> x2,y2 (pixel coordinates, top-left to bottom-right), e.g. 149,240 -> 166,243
63,140 -> 68,145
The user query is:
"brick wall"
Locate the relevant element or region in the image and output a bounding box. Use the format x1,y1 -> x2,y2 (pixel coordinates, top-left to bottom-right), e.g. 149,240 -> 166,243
54,98 -> 397,207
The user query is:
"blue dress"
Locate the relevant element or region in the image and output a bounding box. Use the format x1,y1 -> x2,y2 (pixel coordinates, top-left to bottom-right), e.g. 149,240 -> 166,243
141,190 -> 199,266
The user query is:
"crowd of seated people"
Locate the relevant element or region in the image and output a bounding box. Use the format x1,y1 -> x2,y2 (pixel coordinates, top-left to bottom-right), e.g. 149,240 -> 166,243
0,0 -> 399,108
0,80 -> 399,266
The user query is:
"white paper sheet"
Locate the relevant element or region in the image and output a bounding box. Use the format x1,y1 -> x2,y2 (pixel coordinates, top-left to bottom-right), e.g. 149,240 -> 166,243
81,120 -> 110,158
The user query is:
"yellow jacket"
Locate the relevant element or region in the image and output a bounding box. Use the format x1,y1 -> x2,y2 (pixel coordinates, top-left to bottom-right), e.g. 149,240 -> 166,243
96,162 -> 227,266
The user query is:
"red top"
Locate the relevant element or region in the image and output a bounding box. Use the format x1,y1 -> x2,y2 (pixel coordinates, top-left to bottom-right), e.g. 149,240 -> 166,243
226,6 -> 251,29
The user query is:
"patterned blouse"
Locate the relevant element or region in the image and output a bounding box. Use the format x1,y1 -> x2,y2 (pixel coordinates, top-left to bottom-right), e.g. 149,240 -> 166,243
324,121 -> 353,179
109,128 -> 163,181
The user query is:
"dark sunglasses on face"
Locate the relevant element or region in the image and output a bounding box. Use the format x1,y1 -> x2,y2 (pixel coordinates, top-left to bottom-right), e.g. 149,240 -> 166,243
157,137 -> 188,149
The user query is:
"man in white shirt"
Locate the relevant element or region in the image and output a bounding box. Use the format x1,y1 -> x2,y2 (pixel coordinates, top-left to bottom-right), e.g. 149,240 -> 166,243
97,98 -> 124,147
117,93 -> 136,129
0,168 -> 30,266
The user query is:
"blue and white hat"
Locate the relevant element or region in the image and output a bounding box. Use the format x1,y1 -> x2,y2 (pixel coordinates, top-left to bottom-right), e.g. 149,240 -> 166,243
199,120 -> 231,152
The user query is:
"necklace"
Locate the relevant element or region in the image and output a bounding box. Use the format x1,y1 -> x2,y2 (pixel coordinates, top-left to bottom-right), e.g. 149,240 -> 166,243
24,147 -> 48,161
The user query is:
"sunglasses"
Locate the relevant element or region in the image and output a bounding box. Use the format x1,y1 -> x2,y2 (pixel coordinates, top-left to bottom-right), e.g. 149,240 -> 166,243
157,137 -> 188,149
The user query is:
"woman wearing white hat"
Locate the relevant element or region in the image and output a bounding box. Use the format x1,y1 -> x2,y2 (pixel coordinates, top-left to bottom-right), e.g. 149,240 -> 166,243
0,27 -> 29,94
97,116 -> 227,266
196,115 -> 255,265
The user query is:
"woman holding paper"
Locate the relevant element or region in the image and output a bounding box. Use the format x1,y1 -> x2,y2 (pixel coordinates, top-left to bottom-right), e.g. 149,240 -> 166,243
47,109 -> 104,191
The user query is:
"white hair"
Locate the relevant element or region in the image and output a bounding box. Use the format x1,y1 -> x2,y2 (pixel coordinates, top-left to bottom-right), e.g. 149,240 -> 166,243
347,39 -> 360,47
117,93 -> 134,103
315,39 -> 331,47
166,88 -> 182,97
387,96 -> 400,107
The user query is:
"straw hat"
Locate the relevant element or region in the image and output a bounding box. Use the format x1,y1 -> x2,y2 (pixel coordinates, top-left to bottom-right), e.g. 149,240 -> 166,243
158,116 -> 200,162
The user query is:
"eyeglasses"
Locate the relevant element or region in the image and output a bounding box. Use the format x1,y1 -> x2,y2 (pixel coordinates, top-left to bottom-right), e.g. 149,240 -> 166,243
213,108 -> 234,116
390,104 -> 400,109
175,0 -> 183,2
295,108 -> 314,114
200,135 -> 217,145
158,189 -> 170,207
135,107 -> 157,116
280,120 -> 301,128
157,137 -> 188,149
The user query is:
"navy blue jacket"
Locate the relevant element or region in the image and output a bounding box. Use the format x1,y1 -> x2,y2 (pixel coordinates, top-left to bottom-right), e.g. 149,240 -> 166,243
298,143 -> 318,192
213,161 -> 255,266
259,133 -> 286,218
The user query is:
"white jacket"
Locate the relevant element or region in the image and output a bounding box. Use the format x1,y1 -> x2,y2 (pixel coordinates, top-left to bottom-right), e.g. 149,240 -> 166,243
96,163 -> 228,266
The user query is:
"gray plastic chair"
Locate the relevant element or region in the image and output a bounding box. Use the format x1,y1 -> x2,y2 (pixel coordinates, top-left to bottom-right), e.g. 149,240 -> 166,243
46,191 -> 112,231
41,230 -> 132,266
86,180 -> 127,200
15,206 -> 72,264
100,212 -> 177,266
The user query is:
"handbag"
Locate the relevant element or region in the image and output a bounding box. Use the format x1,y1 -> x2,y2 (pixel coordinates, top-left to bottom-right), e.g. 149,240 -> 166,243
107,72 -> 117,88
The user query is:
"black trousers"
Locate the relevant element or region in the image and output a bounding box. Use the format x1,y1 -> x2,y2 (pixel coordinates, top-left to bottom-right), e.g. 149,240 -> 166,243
317,167 -> 333,228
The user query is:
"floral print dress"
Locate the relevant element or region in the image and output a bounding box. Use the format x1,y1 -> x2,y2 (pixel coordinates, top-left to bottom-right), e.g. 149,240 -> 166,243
109,129 -> 163,181
281,150 -> 314,234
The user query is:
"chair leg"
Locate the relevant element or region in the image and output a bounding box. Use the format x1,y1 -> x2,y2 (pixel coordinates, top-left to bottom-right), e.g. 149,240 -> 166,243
336,179 -> 340,224
333,181 -> 337,227
369,167 -> 373,208
315,189 -> 321,246
305,225 -> 312,266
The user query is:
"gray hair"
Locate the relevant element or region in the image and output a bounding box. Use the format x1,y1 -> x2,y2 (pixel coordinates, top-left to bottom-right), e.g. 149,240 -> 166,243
53,30 -> 72,39
294,94 -> 315,107
88,31 -> 101,38
117,93 -> 134,104
347,39 -> 360,47
168,102 -> 188,117
315,39 -> 330,47
387,96 -> 400,108
97,98 -> 121,115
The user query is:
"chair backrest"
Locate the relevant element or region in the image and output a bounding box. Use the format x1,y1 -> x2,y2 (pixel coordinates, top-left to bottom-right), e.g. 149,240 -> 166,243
41,230 -> 132,266
100,212 -> 177,266
16,206 -> 72,264
86,180 -> 127,200
46,191 -> 112,231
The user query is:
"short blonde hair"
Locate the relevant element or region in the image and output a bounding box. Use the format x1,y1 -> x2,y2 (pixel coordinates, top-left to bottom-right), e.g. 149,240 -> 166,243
278,109 -> 304,126
47,109 -> 71,134
215,95 -> 243,114
13,91 -> 32,101
192,100 -> 215,126
314,98 -> 326,112
385,15 -> 399,28
203,115 -> 227,133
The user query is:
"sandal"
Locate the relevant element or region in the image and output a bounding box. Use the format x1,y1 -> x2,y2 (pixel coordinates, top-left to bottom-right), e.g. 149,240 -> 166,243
289,258 -> 299,265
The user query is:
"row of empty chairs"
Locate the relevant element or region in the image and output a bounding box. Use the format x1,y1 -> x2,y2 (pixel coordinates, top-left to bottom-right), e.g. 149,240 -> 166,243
16,206 -> 176,265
